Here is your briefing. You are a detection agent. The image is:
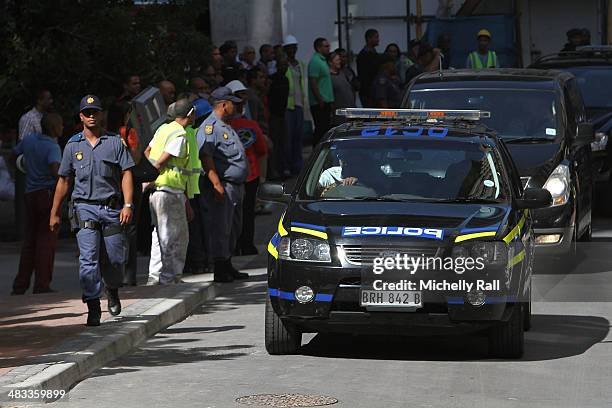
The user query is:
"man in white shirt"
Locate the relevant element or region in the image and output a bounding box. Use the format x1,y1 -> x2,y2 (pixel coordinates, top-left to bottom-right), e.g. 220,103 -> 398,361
144,99 -> 196,285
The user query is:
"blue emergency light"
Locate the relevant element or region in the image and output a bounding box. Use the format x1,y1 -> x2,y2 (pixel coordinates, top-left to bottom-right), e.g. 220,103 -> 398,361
335,108 -> 491,121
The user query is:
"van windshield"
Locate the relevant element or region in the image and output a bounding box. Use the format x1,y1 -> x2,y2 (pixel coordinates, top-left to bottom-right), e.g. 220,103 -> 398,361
409,88 -> 561,140
300,138 -> 508,202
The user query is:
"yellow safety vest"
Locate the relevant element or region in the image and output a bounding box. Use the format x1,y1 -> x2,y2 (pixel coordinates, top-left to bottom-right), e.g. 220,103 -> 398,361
149,122 -> 192,194
469,51 -> 498,69
184,125 -> 202,197
285,60 -> 305,110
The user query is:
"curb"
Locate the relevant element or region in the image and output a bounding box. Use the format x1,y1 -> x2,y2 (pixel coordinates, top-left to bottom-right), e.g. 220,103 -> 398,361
0,281 -> 218,403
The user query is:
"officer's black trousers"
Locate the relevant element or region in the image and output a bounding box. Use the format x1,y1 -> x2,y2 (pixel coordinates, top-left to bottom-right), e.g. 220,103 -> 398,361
310,102 -> 332,147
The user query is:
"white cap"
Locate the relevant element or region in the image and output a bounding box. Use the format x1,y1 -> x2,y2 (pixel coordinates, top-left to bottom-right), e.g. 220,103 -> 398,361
283,35 -> 298,46
226,80 -> 247,94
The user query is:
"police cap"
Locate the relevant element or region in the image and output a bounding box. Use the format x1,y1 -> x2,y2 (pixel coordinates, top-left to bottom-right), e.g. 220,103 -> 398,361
79,94 -> 102,112
211,86 -> 243,104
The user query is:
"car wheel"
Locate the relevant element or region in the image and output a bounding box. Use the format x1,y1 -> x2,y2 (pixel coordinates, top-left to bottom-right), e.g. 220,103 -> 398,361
488,303 -> 524,359
265,296 -> 302,355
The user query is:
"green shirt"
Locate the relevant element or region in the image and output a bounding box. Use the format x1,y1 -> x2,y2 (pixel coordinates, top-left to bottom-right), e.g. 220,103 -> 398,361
308,52 -> 334,104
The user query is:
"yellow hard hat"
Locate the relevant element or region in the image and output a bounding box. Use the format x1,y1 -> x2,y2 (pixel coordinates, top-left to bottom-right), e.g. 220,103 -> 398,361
477,29 -> 491,39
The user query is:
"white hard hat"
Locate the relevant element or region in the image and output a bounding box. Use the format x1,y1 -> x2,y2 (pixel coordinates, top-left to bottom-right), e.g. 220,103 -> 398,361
16,154 -> 27,174
283,35 -> 298,46
226,80 -> 247,94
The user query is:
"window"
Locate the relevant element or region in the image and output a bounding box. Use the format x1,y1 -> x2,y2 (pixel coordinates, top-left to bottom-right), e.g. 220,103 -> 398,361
299,138 -> 508,203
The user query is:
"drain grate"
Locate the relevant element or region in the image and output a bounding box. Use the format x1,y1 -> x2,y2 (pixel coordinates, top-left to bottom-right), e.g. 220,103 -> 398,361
235,393 -> 338,407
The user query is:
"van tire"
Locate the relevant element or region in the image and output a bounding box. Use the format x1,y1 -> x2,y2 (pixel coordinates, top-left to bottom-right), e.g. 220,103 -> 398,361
265,297 -> 302,355
488,304 -> 524,358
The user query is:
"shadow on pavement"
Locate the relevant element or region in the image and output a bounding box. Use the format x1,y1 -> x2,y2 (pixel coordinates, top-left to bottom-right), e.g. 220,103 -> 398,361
301,313 -> 609,362
192,276 -> 267,315
89,344 -> 254,379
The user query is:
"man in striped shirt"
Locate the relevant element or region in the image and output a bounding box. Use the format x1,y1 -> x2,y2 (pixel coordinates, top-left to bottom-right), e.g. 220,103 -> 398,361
18,89 -> 54,140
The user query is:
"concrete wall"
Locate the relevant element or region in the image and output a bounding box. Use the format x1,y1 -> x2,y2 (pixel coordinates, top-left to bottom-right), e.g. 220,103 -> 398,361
517,0 -> 602,65
209,0 -> 283,50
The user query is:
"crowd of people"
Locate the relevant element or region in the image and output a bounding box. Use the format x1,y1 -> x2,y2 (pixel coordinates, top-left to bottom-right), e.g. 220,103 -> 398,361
8,27 -> 505,325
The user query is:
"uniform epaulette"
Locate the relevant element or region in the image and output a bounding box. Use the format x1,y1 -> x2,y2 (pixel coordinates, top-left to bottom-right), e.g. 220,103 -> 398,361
67,132 -> 84,143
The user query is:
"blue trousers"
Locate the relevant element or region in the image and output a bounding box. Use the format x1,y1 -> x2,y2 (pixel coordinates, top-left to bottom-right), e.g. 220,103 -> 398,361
75,203 -> 126,301
285,106 -> 304,174
203,181 -> 244,260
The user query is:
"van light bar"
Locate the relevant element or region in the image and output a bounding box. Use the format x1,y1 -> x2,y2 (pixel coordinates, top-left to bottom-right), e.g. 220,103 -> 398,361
335,108 -> 491,121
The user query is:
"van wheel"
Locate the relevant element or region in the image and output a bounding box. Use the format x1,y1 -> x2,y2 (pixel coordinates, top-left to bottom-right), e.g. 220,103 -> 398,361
488,304 -> 524,358
265,297 -> 302,355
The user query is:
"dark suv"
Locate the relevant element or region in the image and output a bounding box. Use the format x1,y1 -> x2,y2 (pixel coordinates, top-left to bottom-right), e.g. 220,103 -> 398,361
404,69 -> 594,256
530,47 -> 612,208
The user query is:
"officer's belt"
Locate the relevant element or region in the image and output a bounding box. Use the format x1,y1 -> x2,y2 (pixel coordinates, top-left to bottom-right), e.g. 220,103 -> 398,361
220,179 -> 244,185
79,220 -> 123,237
74,197 -> 121,209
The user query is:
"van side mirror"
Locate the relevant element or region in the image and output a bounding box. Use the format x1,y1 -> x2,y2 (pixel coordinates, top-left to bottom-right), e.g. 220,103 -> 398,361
516,188 -> 552,209
576,122 -> 595,144
258,182 -> 291,204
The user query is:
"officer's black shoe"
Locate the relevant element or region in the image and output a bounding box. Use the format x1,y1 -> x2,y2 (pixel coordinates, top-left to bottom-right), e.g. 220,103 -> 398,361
106,288 -> 122,316
86,299 -> 102,327
227,260 -> 249,280
213,261 -> 234,283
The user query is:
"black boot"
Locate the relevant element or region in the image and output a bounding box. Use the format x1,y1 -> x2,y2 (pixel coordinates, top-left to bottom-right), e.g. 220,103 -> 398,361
106,288 -> 122,316
213,260 -> 234,283
228,259 -> 249,280
86,299 -> 102,326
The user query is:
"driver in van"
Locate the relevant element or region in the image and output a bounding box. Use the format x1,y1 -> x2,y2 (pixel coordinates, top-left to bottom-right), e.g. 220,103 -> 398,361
318,151 -> 358,189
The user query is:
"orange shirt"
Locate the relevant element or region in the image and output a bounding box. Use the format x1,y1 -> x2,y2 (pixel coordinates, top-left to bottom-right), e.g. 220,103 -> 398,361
228,117 -> 268,182
119,126 -> 140,151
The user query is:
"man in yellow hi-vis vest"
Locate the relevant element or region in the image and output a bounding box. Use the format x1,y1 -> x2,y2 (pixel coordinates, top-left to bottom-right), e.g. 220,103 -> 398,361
466,29 -> 500,69
144,99 -> 196,285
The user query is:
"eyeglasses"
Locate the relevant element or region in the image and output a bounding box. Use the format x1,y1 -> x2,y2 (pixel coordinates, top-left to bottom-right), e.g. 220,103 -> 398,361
81,109 -> 99,118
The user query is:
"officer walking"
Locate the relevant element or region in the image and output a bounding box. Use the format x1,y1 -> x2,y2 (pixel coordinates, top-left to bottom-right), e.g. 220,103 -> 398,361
466,29 -> 500,69
198,87 -> 249,282
50,95 -> 135,326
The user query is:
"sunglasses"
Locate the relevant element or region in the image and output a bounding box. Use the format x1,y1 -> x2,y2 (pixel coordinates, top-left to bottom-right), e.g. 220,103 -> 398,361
81,109 -> 99,118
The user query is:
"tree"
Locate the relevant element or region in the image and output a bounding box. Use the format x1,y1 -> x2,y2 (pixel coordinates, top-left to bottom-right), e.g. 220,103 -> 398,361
0,0 -> 211,139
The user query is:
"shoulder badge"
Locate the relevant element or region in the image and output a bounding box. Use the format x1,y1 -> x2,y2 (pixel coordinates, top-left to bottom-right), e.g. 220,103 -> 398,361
67,132 -> 84,144
223,132 -> 229,140
75,152 -> 83,161
205,124 -> 214,135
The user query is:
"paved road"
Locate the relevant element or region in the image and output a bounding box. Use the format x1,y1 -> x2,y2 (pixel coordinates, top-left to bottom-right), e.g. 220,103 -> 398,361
40,220 -> 612,408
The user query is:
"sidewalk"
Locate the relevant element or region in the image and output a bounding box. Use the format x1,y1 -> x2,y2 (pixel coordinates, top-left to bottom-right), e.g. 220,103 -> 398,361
0,201 -> 282,404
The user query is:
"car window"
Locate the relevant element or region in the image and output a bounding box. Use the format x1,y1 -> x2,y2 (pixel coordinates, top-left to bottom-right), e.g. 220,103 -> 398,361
566,78 -> 586,123
409,88 -> 561,140
300,138 -> 508,202
566,67 -> 612,109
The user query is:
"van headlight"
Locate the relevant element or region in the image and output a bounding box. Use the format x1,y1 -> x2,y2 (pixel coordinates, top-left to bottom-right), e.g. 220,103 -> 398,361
452,241 -> 508,266
592,132 -> 608,152
543,163 -> 570,206
279,237 -> 331,262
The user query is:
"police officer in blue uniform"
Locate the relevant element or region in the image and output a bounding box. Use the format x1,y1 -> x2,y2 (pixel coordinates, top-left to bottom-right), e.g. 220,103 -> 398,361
198,87 -> 250,282
50,95 -> 135,326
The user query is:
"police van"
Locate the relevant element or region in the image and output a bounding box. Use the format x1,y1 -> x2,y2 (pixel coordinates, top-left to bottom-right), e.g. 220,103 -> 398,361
259,109 -> 553,358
